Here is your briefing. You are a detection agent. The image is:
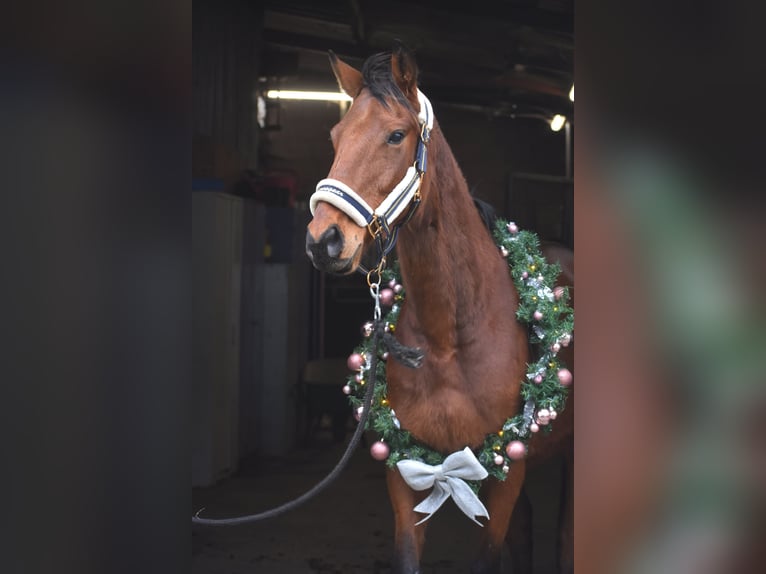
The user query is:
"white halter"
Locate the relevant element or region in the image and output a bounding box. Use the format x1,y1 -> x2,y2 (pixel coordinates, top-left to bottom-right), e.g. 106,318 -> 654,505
309,90 -> 434,240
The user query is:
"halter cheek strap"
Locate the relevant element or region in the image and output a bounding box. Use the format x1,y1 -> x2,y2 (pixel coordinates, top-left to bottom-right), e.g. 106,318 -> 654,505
309,90 -> 434,256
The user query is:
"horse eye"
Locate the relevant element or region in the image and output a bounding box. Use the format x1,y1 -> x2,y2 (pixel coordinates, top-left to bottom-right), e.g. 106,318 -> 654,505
387,130 -> 405,145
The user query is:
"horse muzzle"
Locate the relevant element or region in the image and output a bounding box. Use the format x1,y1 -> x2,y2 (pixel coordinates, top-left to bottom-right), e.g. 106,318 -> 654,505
305,225 -> 358,275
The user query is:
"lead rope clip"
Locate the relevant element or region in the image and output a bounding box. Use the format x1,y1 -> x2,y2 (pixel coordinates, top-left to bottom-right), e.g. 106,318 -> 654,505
366,256 -> 386,321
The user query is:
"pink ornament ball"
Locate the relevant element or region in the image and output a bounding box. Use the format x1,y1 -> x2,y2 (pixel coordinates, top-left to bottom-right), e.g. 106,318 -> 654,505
347,352 -> 365,371
557,368 -> 573,386
522,271 -> 529,279
500,246 -> 509,257
354,406 -> 364,421
355,373 -> 363,382
530,422 -> 540,433
393,283 -> 403,294
342,385 -> 351,395
494,454 -> 504,466
361,321 -> 374,338
382,351 -> 389,361
507,222 -> 519,234
549,410 -> 558,420
560,333 -> 572,347
533,310 -> 543,321
388,278 -> 397,289
370,441 -> 390,461
554,286 -> 565,300
534,374 -> 543,384
505,440 -> 526,461
537,409 -> 550,425
380,288 -> 395,307
551,342 -> 561,353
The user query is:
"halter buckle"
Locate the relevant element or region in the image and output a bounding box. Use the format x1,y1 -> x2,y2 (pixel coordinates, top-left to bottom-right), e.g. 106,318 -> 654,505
367,214 -> 384,239
420,122 -> 430,143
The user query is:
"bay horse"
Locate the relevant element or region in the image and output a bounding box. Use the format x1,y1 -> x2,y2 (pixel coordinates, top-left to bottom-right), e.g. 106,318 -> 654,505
305,46 -> 574,574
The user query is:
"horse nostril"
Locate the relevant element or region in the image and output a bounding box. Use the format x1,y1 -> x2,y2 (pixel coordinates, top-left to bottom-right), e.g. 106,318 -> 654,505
321,225 -> 344,259
306,225 -> 345,263
305,230 -> 318,261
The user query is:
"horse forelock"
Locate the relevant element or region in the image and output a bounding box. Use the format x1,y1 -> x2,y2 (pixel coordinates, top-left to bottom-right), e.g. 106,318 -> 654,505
361,52 -> 416,113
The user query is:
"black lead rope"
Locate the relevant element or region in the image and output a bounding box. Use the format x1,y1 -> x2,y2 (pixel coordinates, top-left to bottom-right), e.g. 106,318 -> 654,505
193,152 -> 425,526
192,325 -> 381,527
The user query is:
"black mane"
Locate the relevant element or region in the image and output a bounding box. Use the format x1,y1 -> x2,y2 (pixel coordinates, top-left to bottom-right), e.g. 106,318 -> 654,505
361,52 -> 415,112
473,196 -> 498,232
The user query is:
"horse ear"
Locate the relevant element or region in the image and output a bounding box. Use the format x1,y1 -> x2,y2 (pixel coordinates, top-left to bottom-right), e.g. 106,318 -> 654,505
329,51 -> 363,98
391,42 -> 419,104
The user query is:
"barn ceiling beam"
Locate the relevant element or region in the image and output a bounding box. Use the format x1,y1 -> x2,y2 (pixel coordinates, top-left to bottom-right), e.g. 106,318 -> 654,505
263,28 -> 569,81
263,0 -> 572,35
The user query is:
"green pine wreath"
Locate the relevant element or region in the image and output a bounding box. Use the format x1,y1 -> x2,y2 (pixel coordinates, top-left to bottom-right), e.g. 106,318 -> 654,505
344,219 -> 574,483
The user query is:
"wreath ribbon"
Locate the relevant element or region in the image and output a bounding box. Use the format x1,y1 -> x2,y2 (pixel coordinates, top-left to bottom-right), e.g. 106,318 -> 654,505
397,447 -> 489,525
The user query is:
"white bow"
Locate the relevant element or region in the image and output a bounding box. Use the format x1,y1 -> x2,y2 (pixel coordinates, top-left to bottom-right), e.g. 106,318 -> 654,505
396,447 -> 489,526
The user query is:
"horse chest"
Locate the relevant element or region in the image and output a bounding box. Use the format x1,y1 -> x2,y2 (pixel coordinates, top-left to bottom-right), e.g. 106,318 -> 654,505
386,360 -> 492,453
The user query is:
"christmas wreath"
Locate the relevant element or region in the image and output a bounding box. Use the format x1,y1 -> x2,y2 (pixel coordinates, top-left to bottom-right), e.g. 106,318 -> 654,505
343,220 -> 574,483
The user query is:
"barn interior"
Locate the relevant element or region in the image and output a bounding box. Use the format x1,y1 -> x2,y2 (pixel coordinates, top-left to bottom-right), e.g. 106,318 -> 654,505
192,0 -> 573,572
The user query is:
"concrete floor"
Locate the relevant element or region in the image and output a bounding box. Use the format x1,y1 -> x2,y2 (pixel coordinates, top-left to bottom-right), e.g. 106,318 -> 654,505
192,429 -> 564,574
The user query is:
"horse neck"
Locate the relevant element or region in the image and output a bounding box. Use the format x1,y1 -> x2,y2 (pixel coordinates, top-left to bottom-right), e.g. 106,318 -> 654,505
396,124 -> 504,351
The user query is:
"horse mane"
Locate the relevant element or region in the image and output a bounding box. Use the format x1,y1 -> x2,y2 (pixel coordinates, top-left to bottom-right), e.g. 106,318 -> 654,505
361,51 -> 416,113
472,196 -> 498,233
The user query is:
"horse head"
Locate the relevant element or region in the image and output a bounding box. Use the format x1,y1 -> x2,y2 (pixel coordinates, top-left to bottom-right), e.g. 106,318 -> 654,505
306,45 -> 428,275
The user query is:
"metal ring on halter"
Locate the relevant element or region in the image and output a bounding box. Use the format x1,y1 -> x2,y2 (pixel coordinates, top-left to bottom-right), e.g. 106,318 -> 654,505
366,257 -> 386,288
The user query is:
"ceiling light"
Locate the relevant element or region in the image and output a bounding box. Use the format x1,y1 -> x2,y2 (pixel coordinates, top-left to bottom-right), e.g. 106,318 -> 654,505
569,84 -> 574,102
266,90 -> 352,102
550,114 -> 566,132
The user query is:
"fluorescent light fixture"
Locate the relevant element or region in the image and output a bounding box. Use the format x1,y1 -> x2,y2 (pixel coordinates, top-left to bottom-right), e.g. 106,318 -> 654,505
550,114 -> 566,132
569,84 -> 574,102
266,90 -> 352,102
